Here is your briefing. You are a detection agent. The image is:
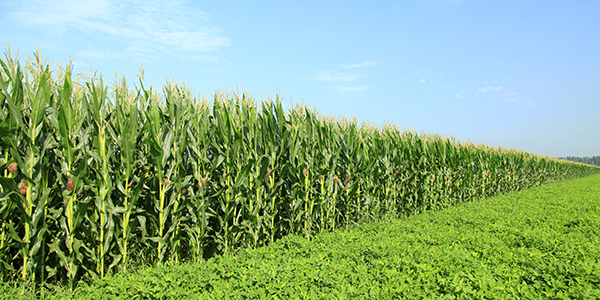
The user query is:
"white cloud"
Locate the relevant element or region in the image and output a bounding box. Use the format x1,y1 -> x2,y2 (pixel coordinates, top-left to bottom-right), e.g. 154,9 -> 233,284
435,0 -> 463,4
477,86 -> 519,102
478,86 -> 505,92
501,92 -> 517,102
337,61 -> 381,69
311,61 -> 379,90
310,71 -> 363,82
6,0 -> 231,60
334,86 -> 370,92
311,60 -> 380,82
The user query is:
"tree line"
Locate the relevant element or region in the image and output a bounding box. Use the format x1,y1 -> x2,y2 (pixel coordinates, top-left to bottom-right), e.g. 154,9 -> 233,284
558,156 -> 600,167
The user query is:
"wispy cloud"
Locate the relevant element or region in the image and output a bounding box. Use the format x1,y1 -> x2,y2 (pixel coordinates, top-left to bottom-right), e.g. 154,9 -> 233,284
334,86 -> 370,92
310,61 -> 378,92
310,71 -> 364,82
434,0 -> 464,4
477,86 -> 505,92
310,61 -> 380,82
337,61 -> 381,69
503,92 -> 517,102
477,85 -> 520,102
6,0 -> 231,60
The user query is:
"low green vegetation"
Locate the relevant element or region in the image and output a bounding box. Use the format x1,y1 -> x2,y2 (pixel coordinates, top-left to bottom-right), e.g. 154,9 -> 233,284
5,174 -> 599,299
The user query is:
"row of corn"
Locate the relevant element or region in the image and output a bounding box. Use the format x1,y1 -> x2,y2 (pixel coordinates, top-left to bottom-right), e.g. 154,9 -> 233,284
1,50 -> 598,287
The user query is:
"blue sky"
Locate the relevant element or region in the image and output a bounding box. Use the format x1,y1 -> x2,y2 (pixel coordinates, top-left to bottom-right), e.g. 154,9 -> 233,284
2,0 -> 599,157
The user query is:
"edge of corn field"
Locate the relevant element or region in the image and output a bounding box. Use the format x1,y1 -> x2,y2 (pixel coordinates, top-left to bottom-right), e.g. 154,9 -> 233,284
2,47 -> 600,297
3,173 -> 600,299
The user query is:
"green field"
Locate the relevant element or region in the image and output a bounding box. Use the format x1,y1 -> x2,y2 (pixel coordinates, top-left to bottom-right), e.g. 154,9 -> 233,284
3,50 -> 600,299
5,173 -> 599,299
4,50 -> 599,291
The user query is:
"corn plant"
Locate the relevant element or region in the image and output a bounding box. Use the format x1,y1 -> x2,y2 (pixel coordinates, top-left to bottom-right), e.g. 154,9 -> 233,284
184,99 -> 212,261
84,75 -> 116,278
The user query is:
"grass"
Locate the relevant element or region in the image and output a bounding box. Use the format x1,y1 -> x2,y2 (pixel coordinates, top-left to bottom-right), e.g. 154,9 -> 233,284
3,174 -> 599,299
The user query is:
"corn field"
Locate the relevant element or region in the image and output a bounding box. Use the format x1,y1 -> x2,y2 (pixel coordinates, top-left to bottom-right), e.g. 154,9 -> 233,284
1,49 -> 598,287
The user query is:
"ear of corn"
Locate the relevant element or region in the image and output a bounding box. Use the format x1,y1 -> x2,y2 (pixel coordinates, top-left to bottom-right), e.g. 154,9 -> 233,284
1,49 -> 599,286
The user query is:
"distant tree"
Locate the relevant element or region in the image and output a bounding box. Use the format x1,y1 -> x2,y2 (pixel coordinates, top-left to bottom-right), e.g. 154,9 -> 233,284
559,156 -> 600,167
